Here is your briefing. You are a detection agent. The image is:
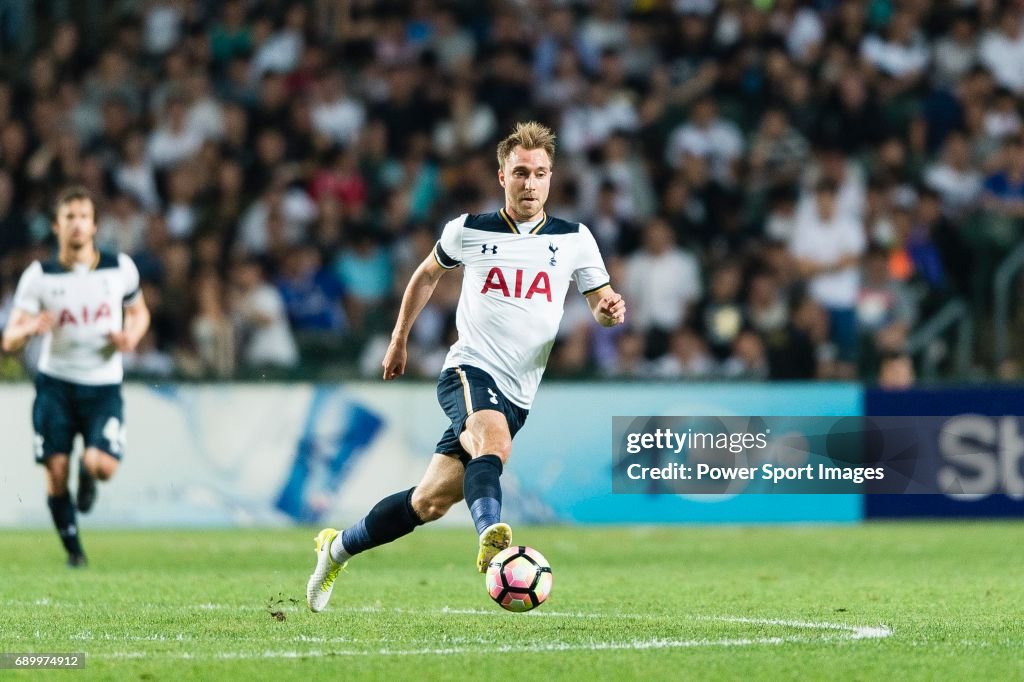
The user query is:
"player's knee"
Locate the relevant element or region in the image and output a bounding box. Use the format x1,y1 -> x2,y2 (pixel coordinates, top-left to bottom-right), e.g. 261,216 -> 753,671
46,479 -> 69,496
413,490 -> 460,522
84,451 -> 118,480
483,438 -> 512,463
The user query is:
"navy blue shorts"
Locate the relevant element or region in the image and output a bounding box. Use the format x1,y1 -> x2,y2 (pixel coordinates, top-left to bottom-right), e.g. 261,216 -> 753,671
32,373 -> 125,463
435,365 -> 529,465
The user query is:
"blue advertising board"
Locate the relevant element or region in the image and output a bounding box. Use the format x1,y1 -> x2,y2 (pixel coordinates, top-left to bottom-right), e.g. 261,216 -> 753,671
865,387 -> 1024,518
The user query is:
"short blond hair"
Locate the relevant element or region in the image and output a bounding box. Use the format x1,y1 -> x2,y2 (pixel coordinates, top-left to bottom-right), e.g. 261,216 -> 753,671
496,121 -> 556,170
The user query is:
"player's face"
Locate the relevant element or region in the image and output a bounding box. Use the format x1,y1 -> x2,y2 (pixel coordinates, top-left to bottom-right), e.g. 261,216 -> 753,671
499,146 -> 552,222
53,198 -> 97,249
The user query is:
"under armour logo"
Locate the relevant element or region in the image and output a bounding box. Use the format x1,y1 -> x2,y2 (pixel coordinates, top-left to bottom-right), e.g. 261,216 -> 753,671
548,242 -> 559,266
482,244 -> 498,254
487,388 -> 499,405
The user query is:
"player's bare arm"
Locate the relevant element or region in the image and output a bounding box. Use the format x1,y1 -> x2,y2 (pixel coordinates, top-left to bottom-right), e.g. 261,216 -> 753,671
2,308 -> 53,353
382,253 -> 449,380
585,286 -> 627,327
108,296 -> 151,353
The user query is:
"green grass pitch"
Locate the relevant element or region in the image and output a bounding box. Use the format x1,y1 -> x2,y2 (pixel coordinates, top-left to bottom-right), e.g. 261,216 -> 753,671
2,523 -> 1023,680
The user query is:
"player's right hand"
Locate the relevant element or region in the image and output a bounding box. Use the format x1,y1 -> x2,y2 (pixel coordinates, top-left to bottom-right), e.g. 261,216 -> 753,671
33,312 -> 53,336
382,339 -> 407,380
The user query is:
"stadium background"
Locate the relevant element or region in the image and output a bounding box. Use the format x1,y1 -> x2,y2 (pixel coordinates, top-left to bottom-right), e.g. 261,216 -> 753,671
3,2 -> 1024,679
2,0 -> 1022,523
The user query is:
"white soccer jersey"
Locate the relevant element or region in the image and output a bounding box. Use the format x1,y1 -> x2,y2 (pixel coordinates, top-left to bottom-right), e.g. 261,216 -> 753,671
12,252 -> 141,385
434,210 -> 610,408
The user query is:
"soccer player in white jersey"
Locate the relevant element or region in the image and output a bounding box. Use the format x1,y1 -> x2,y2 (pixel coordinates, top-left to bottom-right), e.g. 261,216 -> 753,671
2,186 -> 150,567
307,121 -> 626,611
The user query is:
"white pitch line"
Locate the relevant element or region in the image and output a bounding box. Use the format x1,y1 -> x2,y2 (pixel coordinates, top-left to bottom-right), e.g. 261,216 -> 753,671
6,599 -> 894,640
92,637 -> 798,660
48,609 -> 892,660
698,616 -> 892,640
91,629 -> 889,660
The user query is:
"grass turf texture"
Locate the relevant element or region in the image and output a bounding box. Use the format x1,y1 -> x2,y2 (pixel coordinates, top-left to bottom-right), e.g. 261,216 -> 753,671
1,523 -> 1022,681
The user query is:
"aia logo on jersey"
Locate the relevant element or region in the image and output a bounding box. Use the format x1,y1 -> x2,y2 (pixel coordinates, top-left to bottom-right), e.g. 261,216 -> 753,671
481,268 -> 552,302
58,304 -> 112,326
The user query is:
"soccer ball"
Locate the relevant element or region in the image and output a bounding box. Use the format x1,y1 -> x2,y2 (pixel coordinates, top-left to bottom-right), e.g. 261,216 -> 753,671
485,546 -> 553,612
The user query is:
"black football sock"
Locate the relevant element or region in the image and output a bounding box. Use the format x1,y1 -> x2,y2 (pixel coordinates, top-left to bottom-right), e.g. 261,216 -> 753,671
47,494 -> 84,557
337,487 -> 424,559
464,454 -> 503,535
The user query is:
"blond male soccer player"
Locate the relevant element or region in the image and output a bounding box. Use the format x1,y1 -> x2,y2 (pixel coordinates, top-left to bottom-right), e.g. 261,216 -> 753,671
2,187 -> 150,567
307,121 -> 626,611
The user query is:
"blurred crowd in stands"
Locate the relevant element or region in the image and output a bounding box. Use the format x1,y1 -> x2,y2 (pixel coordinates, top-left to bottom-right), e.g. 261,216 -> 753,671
0,0 -> 1021,383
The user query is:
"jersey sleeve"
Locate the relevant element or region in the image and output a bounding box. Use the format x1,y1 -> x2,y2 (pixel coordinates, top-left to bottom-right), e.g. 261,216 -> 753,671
12,261 -> 43,315
572,224 -> 611,296
434,214 -> 467,269
118,253 -> 142,305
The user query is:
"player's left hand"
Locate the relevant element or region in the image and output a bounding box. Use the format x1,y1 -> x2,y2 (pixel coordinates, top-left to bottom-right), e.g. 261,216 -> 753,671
382,338 -> 407,380
597,293 -> 626,327
108,331 -> 136,353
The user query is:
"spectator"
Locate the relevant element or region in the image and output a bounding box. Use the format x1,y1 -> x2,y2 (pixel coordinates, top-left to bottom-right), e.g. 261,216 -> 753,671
748,268 -> 816,380
924,131 -> 984,218
932,12 -> 979,89
579,132 -> 656,223
816,69 -> 888,154
209,0 -> 251,67
979,9 -> 1024,95
535,48 -> 588,111
693,261 -> 746,361
878,351 -> 916,389
534,7 -> 599,85
665,96 -> 743,184
623,217 -> 703,346
602,329 -> 656,378
311,69 -> 366,147
980,135 -> 1024,236
660,177 -> 707,253
308,146 -> 368,213
560,78 -> 638,157
189,271 -> 236,379
790,180 -> 867,375
746,268 -> 789,337
250,3 -> 307,80
721,329 -> 770,380
0,0 -> 1019,381
164,166 -> 200,240
276,244 -> 348,335
430,6 -> 476,76
0,169 -> 27,254
801,145 -> 867,221
860,10 -> 930,98
585,180 -> 637,256
748,107 -> 810,190
433,84 -> 498,161
653,326 -> 715,379
237,180 -> 316,257
763,186 -> 800,244
334,232 -> 393,331
858,244 -> 918,365
230,258 -> 299,369
147,95 -> 203,170
97,192 -> 147,255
